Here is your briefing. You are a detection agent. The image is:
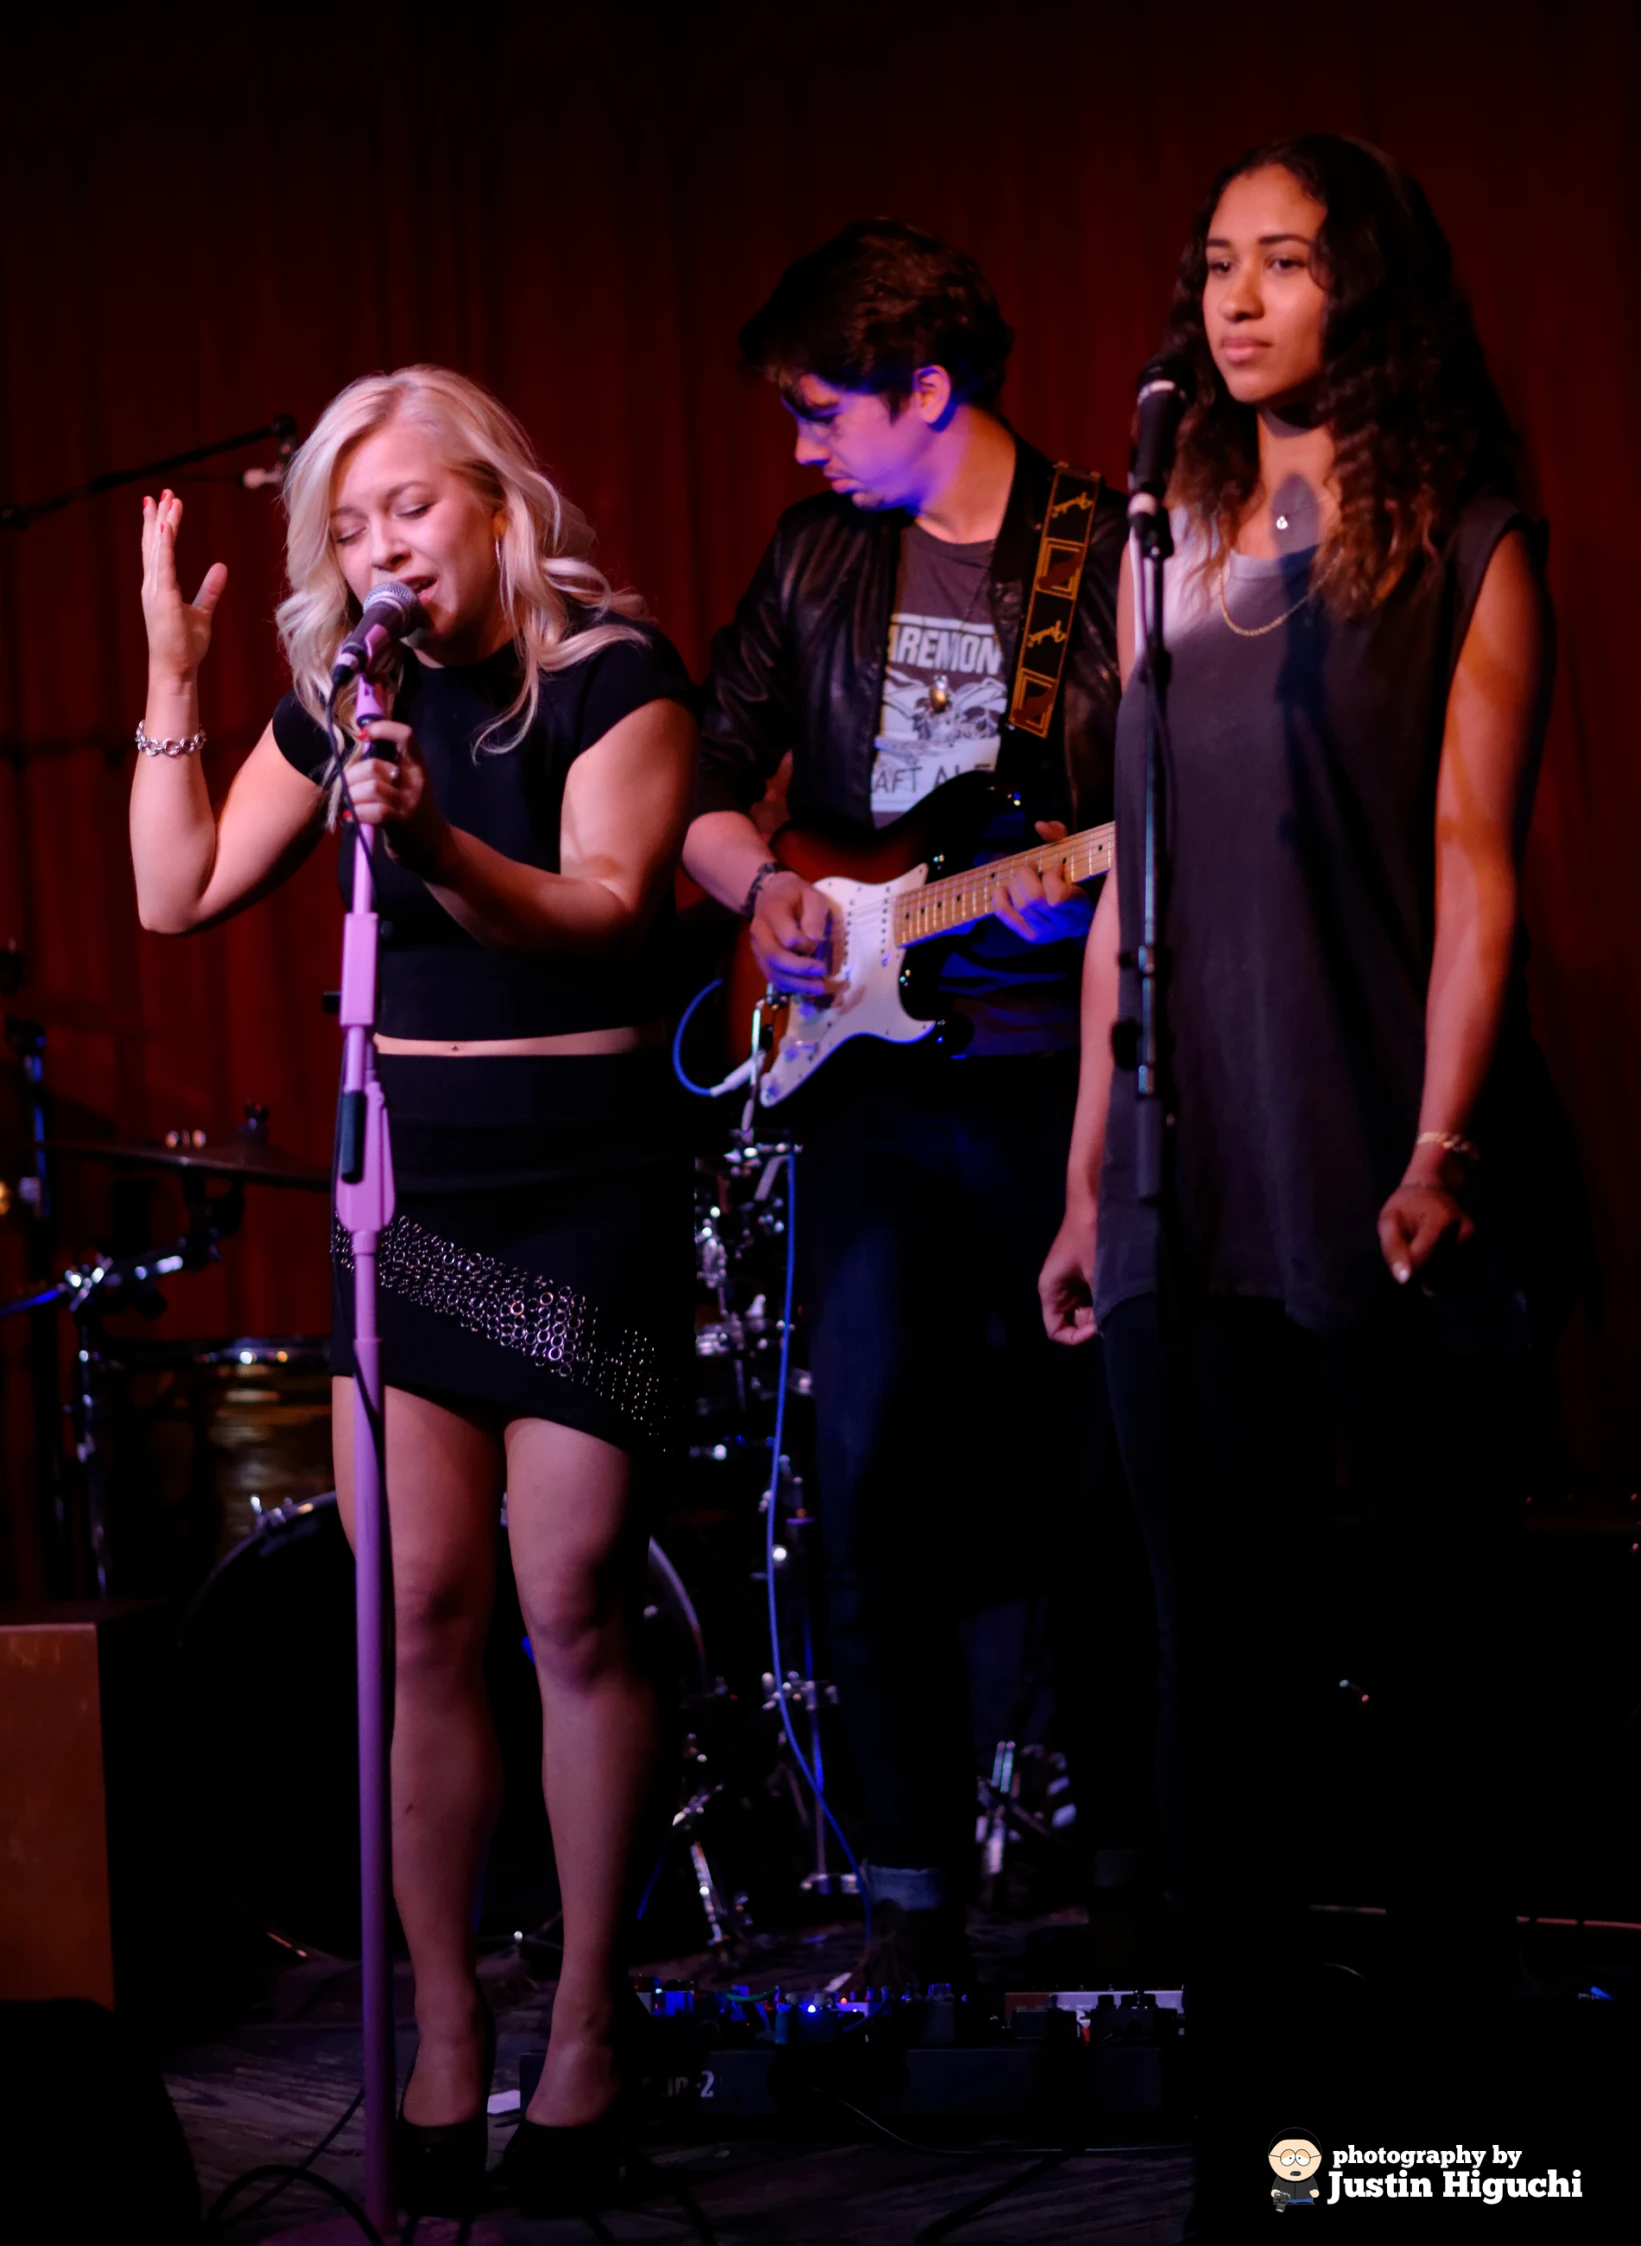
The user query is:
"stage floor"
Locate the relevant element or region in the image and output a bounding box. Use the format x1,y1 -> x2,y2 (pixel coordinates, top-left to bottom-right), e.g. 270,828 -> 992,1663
161,1907 -> 1638,2241
162,1908 -> 1193,2243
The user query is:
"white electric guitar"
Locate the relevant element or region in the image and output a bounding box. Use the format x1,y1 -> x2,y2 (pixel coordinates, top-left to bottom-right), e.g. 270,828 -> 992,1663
724,798 -> 1113,1107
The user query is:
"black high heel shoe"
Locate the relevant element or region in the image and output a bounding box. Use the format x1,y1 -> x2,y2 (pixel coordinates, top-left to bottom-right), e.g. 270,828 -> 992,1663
395,1989 -> 497,2218
501,1986 -> 647,2219
499,2094 -> 634,2218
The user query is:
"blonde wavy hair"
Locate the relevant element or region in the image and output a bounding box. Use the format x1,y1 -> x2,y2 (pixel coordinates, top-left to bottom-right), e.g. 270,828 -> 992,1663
276,365 -> 643,798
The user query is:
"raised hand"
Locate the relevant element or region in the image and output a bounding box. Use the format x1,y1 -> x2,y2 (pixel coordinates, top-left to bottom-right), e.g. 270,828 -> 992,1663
140,489 -> 228,683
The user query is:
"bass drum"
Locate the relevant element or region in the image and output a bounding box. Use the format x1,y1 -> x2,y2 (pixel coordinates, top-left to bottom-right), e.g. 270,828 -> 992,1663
177,1492 -> 708,1958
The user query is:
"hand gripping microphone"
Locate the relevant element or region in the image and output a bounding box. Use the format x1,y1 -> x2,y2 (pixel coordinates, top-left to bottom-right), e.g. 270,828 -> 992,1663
330,580 -> 427,685
1126,355 -> 1192,539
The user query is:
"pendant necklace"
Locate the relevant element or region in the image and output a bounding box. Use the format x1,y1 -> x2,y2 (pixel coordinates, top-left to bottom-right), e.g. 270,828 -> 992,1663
928,556 -> 994,712
1218,491 -> 1319,636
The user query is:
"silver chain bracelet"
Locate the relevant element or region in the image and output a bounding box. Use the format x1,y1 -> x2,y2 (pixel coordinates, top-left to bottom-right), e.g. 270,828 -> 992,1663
135,721 -> 206,758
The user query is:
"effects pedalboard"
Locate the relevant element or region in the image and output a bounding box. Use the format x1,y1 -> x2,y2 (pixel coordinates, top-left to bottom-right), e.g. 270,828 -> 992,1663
518,1984 -> 1185,2137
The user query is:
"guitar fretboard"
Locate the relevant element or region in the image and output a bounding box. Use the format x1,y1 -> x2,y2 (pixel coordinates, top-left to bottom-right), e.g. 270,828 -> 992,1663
892,822 -> 1114,949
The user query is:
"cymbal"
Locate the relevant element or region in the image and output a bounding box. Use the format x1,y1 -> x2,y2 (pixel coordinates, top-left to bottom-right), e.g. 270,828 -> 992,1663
53,1134 -> 329,1192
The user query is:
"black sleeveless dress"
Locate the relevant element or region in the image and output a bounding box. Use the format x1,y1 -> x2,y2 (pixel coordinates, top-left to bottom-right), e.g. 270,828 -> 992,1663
1095,495 -> 1546,1353
273,627 -> 695,1455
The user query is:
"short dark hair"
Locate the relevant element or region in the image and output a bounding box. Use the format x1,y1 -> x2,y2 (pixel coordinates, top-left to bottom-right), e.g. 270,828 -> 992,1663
738,218 -> 1014,412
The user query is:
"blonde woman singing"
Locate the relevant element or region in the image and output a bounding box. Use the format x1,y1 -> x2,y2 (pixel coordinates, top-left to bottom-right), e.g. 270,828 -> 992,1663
131,366 -> 696,2219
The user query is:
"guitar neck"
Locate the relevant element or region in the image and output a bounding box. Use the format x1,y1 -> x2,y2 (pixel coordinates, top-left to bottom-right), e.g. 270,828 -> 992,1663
892,821 -> 1114,949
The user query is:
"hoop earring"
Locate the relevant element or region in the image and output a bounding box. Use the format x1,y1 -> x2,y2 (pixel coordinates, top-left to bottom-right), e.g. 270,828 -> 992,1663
494,535 -> 513,624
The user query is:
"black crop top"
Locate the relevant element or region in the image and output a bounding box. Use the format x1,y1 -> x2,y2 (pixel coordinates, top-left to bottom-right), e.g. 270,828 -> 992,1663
273,625 -> 694,1040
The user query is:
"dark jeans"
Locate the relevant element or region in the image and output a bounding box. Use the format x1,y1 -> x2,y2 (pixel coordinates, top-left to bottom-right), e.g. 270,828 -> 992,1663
1102,1290 -> 1527,2167
796,1049 -> 1113,1897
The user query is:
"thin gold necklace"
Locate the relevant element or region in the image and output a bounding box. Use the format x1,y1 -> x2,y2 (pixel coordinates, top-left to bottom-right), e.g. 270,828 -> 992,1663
1217,566 -> 1314,639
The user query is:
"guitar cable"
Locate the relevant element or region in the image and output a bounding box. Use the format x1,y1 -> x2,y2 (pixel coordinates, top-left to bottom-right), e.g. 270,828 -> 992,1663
672,977 -> 755,1100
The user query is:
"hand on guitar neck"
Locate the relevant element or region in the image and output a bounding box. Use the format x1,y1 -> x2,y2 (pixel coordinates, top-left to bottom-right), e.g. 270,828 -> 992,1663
750,821 -> 1088,1001
995,820 -> 1093,943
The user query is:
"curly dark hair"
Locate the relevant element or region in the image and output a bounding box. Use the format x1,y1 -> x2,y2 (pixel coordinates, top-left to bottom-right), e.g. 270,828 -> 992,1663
738,217 -> 1014,413
1163,134 -> 1519,612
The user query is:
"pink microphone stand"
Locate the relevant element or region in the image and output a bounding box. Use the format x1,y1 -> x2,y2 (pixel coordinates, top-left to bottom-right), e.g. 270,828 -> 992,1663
334,641 -> 399,2233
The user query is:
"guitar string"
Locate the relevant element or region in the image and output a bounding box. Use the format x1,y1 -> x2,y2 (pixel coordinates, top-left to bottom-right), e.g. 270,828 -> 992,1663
902,826 -> 1113,917
894,825 -> 1113,944
896,852 -> 1110,940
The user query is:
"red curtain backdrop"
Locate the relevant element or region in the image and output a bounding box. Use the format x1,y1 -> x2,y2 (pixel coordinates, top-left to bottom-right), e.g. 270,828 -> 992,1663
2,4 -> 1637,1587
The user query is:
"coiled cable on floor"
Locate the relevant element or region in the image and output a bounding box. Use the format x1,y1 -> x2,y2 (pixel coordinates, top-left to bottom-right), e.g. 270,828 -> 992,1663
199,2085 -> 365,2233
202,2155 -> 383,2242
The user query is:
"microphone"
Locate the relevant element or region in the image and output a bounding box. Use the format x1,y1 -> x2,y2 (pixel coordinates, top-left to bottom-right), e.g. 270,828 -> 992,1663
1126,356 -> 1192,531
331,580 -> 427,685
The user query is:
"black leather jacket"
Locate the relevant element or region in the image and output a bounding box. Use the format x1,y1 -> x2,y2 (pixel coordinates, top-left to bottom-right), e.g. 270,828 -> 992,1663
694,437 -> 1126,835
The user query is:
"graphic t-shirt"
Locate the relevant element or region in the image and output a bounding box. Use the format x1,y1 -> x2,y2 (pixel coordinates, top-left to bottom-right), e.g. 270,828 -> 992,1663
867,522 -> 1083,1056
873,526 -> 1004,826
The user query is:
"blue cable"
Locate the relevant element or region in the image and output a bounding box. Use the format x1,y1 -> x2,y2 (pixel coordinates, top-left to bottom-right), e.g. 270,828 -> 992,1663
635,1838 -> 666,1923
671,978 -> 725,1097
763,1155 -> 872,1940
633,1130 -> 869,1940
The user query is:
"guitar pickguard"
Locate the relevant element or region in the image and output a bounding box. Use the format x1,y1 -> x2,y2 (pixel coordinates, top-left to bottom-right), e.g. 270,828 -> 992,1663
757,867 -> 936,1107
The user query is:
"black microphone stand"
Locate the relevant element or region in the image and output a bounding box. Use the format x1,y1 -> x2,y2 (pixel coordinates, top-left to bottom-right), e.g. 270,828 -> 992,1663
1122,405 -> 1197,2071
0,416 -> 297,530
1128,497 -> 1173,1208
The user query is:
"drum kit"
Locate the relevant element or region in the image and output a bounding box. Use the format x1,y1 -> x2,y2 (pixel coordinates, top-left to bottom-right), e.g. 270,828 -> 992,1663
0,1103 -> 328,1595
0,1062 -> 847,1964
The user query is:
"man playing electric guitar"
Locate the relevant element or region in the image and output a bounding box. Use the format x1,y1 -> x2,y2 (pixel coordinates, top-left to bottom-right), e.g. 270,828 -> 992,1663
684,219 -> 1128,1989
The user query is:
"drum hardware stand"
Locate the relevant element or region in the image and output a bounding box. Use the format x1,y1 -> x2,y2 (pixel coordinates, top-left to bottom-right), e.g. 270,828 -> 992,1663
677,1001 -> 862,1927
740,1002 -> 863,1905
974,1744 -> 1080,1912
665,1776 -> 749,1950
4,1006 -> 69,1587
759,1486 -> 855,1905
978,1740 -> 1018,1898
0,1171 -> 245,1595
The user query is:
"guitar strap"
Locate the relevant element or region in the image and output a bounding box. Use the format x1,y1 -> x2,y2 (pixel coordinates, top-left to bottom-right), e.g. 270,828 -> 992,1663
998,462 -> 1104,792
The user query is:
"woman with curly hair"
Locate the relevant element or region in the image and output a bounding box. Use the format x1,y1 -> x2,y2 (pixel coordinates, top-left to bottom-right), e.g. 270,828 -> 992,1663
1040,136 -> 1556,2177
131,367 -> 696,2218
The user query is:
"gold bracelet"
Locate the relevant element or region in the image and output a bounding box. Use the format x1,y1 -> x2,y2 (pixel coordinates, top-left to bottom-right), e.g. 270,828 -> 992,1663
1414,1130 -> 1478,1162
